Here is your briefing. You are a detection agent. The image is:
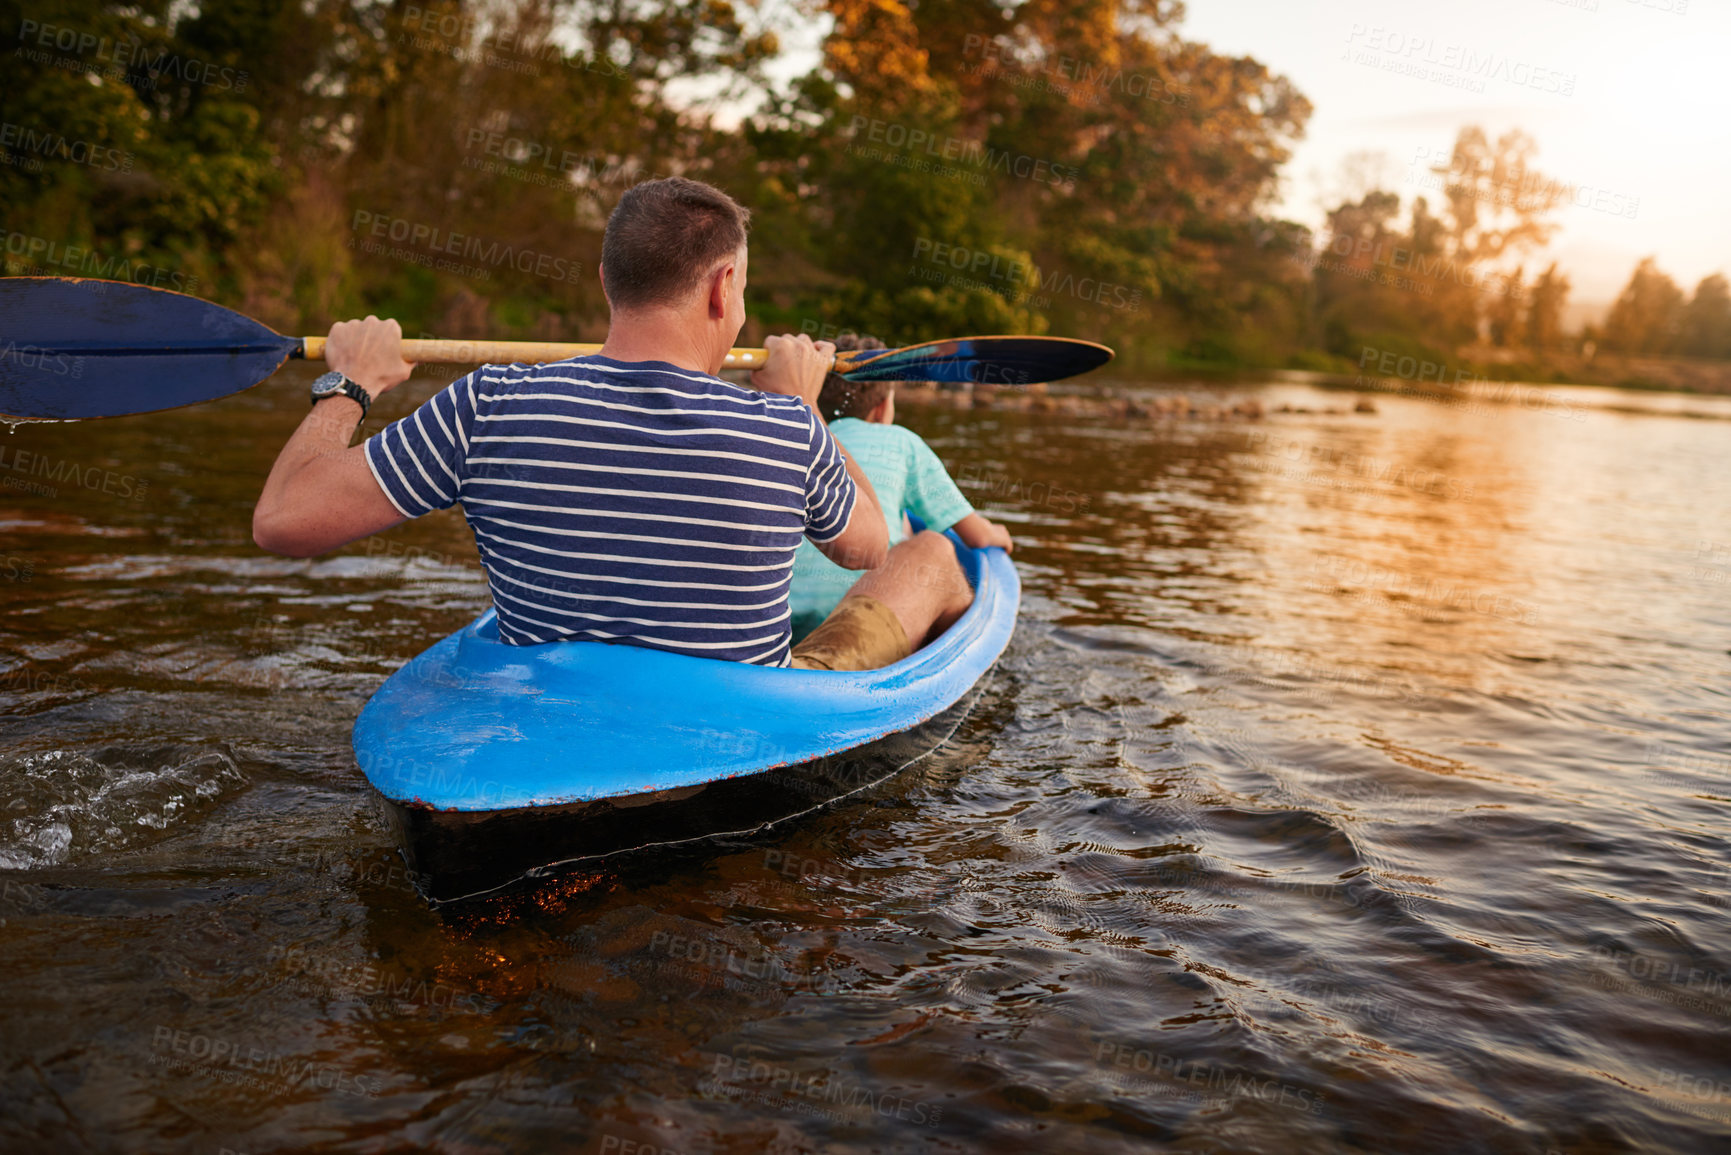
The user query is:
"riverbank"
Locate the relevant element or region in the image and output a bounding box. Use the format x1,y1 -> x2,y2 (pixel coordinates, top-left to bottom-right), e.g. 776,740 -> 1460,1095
1279,346 -> 1731,397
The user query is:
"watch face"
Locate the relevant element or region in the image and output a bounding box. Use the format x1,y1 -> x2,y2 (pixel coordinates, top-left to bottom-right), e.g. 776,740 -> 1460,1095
311,371 -> 348,397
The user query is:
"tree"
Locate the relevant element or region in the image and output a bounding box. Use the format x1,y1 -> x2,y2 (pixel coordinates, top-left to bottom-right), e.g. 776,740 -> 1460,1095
1309,125 -> 1569,360
1602,258 -> 1684,355
795,0 -> 1312,366
1486,266 -> 1525,348
1677,273 -> 1731,360
1429,128 -> 1567,266
1524,264 -> 1569,350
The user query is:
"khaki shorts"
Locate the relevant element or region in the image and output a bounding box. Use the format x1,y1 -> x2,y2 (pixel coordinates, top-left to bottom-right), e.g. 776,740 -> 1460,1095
790,594 -> 911,671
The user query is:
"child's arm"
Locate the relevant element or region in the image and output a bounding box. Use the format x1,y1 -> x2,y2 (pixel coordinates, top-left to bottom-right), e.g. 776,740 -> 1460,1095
952,512 -> 1014,553
900,431 -> 1012,551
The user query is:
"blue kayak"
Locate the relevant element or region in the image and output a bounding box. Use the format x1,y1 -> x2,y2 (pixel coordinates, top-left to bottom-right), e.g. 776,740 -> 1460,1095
352,530 -> 1019,902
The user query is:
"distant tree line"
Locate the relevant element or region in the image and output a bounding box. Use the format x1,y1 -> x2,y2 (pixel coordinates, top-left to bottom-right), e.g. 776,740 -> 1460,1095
1593,261 -> 1731,359
0,1 -> 1724,376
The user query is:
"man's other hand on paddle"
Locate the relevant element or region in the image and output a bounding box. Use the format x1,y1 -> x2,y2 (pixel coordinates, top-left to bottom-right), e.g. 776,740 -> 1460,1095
251,316 -> 414,558
327,316 -> 414,398
753,332 -> 890,572
752,333 -> 835,411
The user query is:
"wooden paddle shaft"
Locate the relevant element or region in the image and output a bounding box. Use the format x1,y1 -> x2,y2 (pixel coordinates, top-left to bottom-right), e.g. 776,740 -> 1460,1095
297,336 -> 841,371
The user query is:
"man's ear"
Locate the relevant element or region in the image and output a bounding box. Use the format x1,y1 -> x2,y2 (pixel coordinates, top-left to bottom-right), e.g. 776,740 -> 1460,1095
707,261 -> 735,319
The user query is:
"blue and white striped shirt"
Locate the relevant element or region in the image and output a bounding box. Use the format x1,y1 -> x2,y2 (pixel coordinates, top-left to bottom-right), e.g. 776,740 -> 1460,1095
363,356 -> 858,666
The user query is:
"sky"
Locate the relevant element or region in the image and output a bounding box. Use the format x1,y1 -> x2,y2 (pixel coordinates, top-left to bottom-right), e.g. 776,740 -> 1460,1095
1177,0 -> 1730,320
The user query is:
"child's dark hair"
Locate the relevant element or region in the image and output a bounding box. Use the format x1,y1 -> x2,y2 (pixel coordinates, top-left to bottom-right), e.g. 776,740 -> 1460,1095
818,333 -> 892,421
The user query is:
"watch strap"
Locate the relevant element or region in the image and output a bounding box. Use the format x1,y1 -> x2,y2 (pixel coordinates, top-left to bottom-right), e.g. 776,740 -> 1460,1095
312,373 -> 371,420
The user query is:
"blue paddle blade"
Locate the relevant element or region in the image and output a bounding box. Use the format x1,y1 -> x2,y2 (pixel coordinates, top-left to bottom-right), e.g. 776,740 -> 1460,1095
0,278 -> 300,420
837,335 -> 1113,386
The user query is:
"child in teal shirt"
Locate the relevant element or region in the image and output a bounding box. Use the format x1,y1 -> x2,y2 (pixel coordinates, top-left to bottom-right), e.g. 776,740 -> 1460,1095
789,336 -> 1014,640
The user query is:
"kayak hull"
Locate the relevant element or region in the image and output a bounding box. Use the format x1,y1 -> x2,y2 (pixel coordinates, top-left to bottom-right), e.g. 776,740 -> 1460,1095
353,532 -> 1018,902
383,684 -> 984,902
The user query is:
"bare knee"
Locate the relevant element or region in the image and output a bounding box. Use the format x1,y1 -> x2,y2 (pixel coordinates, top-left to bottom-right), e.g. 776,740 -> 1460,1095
905,531 -> 972,613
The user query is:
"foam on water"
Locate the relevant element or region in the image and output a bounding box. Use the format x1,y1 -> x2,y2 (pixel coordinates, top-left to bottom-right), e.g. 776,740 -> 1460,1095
0,747 -> 246,868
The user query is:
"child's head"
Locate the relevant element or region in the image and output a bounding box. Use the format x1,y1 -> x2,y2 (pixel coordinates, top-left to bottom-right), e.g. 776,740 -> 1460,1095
818,333 -> 894,423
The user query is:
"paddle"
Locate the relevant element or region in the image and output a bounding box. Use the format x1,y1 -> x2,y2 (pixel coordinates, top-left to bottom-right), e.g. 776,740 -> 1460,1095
0,277 -> 1115,421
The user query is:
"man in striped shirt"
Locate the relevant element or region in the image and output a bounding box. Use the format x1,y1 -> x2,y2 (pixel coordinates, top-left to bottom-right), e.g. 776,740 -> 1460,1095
252,178 -> 975,669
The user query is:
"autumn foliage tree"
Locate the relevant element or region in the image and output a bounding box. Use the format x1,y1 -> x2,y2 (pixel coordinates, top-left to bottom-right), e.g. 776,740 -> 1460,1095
1602,258 -> 1684,356
1312,127 -> 1570,362
1677,273 -> 1731,360
1524,264 -> 1570,351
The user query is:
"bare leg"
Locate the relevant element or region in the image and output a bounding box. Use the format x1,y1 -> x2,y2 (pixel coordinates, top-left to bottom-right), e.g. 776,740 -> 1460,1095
843,531 -> 974,649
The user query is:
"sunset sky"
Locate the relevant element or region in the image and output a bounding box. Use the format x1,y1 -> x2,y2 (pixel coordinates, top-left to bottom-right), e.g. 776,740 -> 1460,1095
1175,0 -> 1729,318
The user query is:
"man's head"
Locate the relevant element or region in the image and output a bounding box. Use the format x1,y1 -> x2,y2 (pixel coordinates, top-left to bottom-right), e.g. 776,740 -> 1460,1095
600,178 -> 752,370
817,334 -> 894,423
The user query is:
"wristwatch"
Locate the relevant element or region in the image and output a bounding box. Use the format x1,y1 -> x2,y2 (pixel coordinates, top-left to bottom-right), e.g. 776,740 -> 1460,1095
310,370 -> 371,419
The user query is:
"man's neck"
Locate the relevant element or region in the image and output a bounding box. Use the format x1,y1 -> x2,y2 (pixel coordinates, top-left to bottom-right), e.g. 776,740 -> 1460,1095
597,309 -> 724,376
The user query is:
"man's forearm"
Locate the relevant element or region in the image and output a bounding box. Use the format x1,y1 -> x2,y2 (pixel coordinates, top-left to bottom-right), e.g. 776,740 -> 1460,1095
257,398 -> 364,518
252,398 -> 382,556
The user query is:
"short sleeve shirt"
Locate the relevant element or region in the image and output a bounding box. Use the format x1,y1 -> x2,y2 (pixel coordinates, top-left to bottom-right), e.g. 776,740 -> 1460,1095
787,418 -> 974,634
364,356 -> 857,666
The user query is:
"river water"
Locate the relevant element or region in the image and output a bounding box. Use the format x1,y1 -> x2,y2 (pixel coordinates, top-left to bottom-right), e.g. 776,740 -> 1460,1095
1,365 -> 1728,1153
